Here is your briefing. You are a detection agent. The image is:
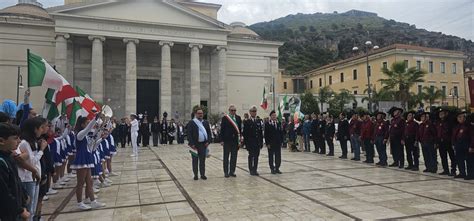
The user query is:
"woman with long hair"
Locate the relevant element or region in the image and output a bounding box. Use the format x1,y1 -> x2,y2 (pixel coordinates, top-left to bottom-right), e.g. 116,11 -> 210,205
70,115 -> 106,210
16,117 -> 48,221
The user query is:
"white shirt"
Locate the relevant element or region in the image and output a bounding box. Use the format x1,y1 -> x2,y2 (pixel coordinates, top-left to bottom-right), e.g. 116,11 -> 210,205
16,140 -> 43,182
131,119 -> 139,133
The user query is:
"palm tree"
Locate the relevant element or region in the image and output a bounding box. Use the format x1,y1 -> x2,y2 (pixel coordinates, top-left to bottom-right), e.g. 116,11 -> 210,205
318,86 -> 333,112
407,92 -> 424,110
422,86 -> 445,108
362,86 -> 395,111
329,89 -> 356,113
379,61 -> 426,110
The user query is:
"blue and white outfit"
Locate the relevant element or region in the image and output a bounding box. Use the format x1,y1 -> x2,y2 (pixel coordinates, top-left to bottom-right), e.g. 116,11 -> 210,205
107,135 -> 117,156
71,119 -> 99,169
49,138 -> 63,167
101,139 -> 111,160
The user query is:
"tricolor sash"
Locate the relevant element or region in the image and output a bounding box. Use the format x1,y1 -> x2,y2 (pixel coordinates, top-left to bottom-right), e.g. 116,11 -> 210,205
225,114 -> 241,145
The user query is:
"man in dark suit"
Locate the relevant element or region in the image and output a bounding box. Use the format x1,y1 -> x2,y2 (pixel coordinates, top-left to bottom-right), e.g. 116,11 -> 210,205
242,106 -> 264,176
336,112 -> 350,159
265,110 -> 284,174
220,105 -> 242,178
187,107 -> 212,180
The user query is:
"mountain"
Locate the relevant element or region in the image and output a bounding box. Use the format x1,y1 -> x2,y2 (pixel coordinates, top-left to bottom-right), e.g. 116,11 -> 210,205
249,10 -> 474,75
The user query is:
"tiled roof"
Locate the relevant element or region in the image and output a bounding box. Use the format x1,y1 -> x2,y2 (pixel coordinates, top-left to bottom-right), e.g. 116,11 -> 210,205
0,3 -> 53,22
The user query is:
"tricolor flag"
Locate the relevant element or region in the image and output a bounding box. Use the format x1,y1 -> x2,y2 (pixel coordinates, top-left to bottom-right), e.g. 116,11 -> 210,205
69,99 -> 89,126
260,87 -> 268,110
42,89 -> 59,121
278,94 -> 287,122
27,50 -> 78,104
189,146 -> 198,157
75,86 -> 101,118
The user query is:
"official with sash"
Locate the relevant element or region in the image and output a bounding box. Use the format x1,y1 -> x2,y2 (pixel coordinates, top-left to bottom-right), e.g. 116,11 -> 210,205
242,106 -> 263,176
220,105 -> 242,178
187,107 -> 211,180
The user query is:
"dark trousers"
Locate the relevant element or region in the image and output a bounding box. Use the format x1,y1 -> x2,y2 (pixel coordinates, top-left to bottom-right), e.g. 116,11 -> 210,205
119,134 -> 126,148
152,132 -> 159,146
421,142 -> 437,171
364,138 -> 374,162
375,136 -> 387,165
223,143 -> 238,175
168,136 -> 174,145
326,137 -> 334,155
247,146 -> 260,173
160,133 -> 167,144
405,138 -> 419,167
439,140 -> 456,173
390,138 -> 404,166
142,134 -> 150,146
317,136 -> 326,153
192,143 -> 207,177
268,145 -> 281,171
137,133 -> 142,146
127,132 -> 131,145
312,134 -> 318,152
339,139 -> 348,157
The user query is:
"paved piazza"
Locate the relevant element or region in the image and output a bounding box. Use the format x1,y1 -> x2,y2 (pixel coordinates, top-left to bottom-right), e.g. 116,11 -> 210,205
42,143 -> 474,221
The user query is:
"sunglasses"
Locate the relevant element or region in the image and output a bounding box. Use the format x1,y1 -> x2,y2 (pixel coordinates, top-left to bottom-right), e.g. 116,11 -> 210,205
250,110 -> 256,112
230,109 -> 237,111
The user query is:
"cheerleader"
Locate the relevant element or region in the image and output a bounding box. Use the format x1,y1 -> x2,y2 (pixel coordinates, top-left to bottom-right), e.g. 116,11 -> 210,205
71,115 -> 106,210
66,129 -> 76,178
106,131 -> 118,176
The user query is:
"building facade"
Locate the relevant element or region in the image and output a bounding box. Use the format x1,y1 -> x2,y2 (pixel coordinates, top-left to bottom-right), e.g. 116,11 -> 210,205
0,0 -> 282,120
278,44 -> 468,110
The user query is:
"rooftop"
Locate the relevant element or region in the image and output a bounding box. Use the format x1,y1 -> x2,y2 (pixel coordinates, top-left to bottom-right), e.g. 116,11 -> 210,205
0,3 -> 53,22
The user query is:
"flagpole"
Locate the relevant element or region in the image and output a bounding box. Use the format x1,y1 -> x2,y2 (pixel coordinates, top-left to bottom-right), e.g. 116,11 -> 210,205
26,49 -> 30,88
272,76 -> 276,111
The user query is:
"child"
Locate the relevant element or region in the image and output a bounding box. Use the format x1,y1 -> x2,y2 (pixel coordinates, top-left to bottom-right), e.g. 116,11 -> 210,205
0,123 -> 30,221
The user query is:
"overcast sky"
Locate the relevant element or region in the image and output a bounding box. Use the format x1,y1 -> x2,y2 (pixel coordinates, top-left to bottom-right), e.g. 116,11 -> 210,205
1,0 -> 472,40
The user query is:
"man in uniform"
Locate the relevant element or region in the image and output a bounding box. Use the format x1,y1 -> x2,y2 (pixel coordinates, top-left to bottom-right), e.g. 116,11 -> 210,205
418,112 -> 437,173
317,114 -> 327,154
360,112 -> 374,164
337,112 -> 350,159
452,112 -> 471,179
310,113 -> 320,153
389,107 -> 405,168
220,105 -> 242,178
403,111 -> 419,171
325,115 -> 336,156
242,106 -> 264,176
436,108 -> 456,176
374,111 -> 389,166
265,111 -> 284,174
349,113 -> 362,161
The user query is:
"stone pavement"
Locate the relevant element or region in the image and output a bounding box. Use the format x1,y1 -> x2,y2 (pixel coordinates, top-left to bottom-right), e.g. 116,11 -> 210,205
42,143 -> 474,220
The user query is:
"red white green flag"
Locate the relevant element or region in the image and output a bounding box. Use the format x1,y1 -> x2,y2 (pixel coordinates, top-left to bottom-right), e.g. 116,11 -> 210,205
69,99 -> 89,126
260,87 -> 268,110
75,86 -> 101,119
28,50 -> 78,104
42,88 -> 60,121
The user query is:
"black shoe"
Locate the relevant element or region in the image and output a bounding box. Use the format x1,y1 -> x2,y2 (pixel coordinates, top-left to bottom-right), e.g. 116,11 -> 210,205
464,176 -> 473,180
388,163 -> 398,167
429,170 -> 437,174
229,174 -> 236,177
339,155 -> 347,159
194,176 -> 198,180
411,167 -> 419,171
319,152 -> 326,155
438,171 -> 449,175
224,174 -> 230,178
254,172 -> 260,176
377,163 -> 387,167
423,169 -> 430,173
398,165 -> 404,169
312,151 -> 318,153
276,170 -> 282,174
405,166 -> 412,170
200,175 -> 207,180
454,174 -> 466,179
271,170 -> 277,174
326,153 -> 334,156
448,172 -> 456,177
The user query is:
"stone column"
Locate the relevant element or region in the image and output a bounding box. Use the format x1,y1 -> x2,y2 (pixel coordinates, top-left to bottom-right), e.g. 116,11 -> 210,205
124,38 -> 139,115
159,41 -> 174,116
55,33 -> 70,82
216,46 -> 227,114
88,36 -> 105,103
189,43 -> 202,108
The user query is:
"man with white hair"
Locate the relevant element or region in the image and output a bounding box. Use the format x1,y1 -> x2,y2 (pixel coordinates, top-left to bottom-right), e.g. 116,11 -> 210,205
242,106 -> 263,176
220,105 -> 242,178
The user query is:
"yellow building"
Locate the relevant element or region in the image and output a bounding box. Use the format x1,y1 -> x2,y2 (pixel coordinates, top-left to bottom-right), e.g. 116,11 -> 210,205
295,44 -> 468,109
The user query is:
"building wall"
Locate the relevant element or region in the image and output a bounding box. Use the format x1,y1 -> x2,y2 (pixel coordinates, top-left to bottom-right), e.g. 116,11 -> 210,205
304,49 -> 466,108
0,21 -> 55,112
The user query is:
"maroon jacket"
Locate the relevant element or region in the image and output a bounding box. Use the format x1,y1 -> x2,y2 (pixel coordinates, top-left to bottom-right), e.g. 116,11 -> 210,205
451,123 -> 470,145
389,116 -> 405,140
360,119 -> 374,140
418,120 -> 436,143
436,119 -> 452,143
404,120 -> 418,141
374,119 -> 389,139
349,119 -> 362,136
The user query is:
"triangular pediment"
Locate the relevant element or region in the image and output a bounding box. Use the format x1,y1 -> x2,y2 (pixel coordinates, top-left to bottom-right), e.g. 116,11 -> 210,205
49,0 -> 227,30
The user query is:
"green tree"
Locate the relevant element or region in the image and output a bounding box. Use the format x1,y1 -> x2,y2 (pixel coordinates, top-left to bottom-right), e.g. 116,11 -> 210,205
328,89 -> 356,115
379,61 -> 426,109
318,86 -> 333,112
407,92 -> 424,110
300,91 -> 320,114
422,86 -> 445,108
299,25 -> 307,33
362,87 -> 395,111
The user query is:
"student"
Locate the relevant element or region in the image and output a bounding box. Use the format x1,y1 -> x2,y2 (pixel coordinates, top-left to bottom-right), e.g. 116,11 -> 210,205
0,123 -> 30,221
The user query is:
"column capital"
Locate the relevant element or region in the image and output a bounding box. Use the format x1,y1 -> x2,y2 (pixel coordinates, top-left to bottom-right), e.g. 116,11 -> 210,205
55,33 -> 70,40
216,45 -> 227,52
123,38 -> 140,45
189,43 -> 203,50
88,35 -> 106,42
159,41 -> 174,47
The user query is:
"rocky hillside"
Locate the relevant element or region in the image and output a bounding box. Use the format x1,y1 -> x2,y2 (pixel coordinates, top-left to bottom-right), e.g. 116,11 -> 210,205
249,10 -> 474,75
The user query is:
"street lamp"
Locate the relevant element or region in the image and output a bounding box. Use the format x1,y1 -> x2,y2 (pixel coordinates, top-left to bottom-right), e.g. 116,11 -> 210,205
449,88 -> 459,108
16,66 -> 24,104
353,39 -> 378,112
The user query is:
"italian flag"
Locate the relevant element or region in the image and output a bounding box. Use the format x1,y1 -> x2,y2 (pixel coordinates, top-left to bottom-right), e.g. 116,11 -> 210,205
42,89 -> 60,121
189,146 -> 198,157
28,50 -> 78,104
260,87 -> 268,110
75,86 -> 101,119
278,94 -> 287,122
69,99 -> 89,126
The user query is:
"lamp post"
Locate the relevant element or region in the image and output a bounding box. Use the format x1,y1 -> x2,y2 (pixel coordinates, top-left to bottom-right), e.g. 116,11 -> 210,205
353,36 -> 378,112
449,88 -> 459,108
16,66 -> 24,104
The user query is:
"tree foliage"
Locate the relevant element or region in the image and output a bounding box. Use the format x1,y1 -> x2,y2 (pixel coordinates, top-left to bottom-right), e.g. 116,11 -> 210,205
300,91 -> 320,114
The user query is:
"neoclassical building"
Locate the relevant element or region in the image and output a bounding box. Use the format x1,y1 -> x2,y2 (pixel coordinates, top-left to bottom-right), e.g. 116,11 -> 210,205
0,0 -> 282,119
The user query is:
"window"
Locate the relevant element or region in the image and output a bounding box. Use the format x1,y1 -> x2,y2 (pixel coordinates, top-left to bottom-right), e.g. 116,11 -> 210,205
404,60 -> 409,69
329,76 -> 332,85
310,80 -> 313,89
353,90 -> 358,95
442,86 -> 446,96
430,85 -> 435,91
340,72 -> 344,83
319,78 -> 322,87
283,82 -> 287,89
453,86 -> 458,96
382,62 -> 388,69
429,61 -> 433,73
452,63 -> 457,74
418,85 -> 422,94
368,66 -> 371,77
416,61 -> 421,71
441,62 -> 446,73
353,69 -> 357,80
